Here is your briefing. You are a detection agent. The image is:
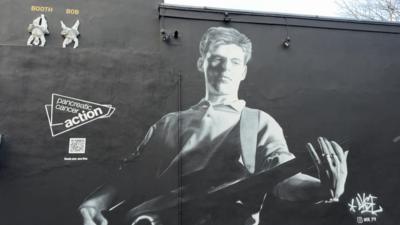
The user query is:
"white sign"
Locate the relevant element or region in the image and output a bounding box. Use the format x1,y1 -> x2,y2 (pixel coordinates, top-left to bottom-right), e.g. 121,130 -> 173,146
45,93 -> 115,137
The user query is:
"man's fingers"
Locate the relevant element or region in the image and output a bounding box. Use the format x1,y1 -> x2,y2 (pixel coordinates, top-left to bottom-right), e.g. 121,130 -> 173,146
319,138 -> 337,185
324,138 -> 337,167
317,137 -> 328,164
329,188 -> 335,198
319,137 -> 334,170
80,208 -> 97,225
306,143 -> 322,167
80,207 -> 92,220
344,151 -> 349,160
331,141 -> 345,162
307,143 -> 325,178
80,207 -> 108,225
332,153 -> 340,172
318,137 -> 331,159
332,142 -> 349,172
94,212 -> 108,225
323,138 -> 335,155
342,151 -> 349,172
308,142 -> 334,183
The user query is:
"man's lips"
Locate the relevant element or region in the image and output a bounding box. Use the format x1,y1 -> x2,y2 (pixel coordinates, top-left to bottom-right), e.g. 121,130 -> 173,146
215,75 -> 233,82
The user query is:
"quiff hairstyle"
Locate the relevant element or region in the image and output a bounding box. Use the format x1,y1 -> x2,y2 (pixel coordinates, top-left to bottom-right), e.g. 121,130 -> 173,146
198,27 -> 252,64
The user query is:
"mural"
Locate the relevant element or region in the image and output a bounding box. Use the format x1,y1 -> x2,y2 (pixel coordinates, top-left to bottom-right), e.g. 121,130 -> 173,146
0,1 -> 399,225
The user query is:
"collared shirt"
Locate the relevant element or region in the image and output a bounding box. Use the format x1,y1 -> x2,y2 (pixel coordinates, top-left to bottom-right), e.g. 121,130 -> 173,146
131,99 -> 294,177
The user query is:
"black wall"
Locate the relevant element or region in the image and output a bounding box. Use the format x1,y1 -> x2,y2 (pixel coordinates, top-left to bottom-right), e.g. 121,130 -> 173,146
0,1 -> 399,225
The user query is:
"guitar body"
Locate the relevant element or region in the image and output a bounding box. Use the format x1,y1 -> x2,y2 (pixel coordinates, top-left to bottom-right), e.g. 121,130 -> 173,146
104,157 -> 312,225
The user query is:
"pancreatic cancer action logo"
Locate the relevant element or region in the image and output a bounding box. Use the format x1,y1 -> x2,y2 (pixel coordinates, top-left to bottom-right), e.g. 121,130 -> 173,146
45,93 -> 115,137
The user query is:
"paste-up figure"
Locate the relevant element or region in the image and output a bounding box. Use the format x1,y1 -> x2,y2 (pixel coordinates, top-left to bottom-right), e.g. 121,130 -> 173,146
27,14 -> 50,47
60,20 -> 80,48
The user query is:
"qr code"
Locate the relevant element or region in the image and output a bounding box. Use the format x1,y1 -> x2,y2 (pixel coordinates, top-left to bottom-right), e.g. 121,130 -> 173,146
69,138 -> 86,154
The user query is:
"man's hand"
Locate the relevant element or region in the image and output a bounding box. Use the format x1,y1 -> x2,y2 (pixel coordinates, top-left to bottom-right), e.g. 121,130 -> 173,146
306,137 -> 349,201
80,207 -> 108,225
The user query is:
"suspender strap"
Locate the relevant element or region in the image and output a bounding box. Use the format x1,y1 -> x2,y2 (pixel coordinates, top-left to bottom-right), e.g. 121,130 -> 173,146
240,107 -> 259,173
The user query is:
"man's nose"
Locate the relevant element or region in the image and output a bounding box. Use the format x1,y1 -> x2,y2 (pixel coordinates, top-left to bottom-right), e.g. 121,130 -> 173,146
219,59 -> 231,71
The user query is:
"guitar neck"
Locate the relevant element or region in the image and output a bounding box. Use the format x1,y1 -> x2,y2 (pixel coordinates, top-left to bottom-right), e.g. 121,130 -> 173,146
206,156 -> 314,199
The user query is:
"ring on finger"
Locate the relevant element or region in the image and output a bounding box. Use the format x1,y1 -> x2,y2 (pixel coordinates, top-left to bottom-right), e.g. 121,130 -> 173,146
324,153 -> 335,158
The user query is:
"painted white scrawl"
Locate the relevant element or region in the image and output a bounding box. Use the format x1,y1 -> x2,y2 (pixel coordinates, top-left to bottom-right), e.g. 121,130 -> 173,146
60,20 -> 80,48
27,14 -> 50,47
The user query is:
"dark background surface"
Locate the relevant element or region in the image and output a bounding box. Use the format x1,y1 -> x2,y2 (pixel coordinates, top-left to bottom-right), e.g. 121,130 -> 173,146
0,1 -> 399,225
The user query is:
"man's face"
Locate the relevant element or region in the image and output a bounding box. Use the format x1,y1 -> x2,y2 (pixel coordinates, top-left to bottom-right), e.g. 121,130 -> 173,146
200,44 -> 247,97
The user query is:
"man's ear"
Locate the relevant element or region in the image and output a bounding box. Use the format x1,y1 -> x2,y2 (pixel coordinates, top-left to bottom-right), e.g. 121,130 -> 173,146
241,66 -> 247,81
197,58 -> 204,72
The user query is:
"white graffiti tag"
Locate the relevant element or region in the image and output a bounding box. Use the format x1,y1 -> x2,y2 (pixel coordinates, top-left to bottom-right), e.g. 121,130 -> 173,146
348,193 -> 383,216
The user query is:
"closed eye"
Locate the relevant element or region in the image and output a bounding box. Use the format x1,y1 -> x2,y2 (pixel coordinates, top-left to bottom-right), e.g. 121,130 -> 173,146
231,59 -> 242,65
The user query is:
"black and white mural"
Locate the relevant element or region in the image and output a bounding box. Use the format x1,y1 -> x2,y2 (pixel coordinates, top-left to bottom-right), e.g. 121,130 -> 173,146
0,2 -> 399,225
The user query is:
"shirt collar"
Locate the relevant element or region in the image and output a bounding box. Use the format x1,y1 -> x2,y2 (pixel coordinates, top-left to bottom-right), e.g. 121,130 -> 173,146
191,98 -> 246,112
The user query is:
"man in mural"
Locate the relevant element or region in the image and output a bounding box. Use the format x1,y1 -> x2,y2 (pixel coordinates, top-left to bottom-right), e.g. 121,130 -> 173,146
79,27 -> 349,225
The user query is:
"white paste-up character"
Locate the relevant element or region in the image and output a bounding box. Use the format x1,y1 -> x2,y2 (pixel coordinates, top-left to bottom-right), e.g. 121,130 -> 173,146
27,14 -> 50,47
60,20 -> 80,48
